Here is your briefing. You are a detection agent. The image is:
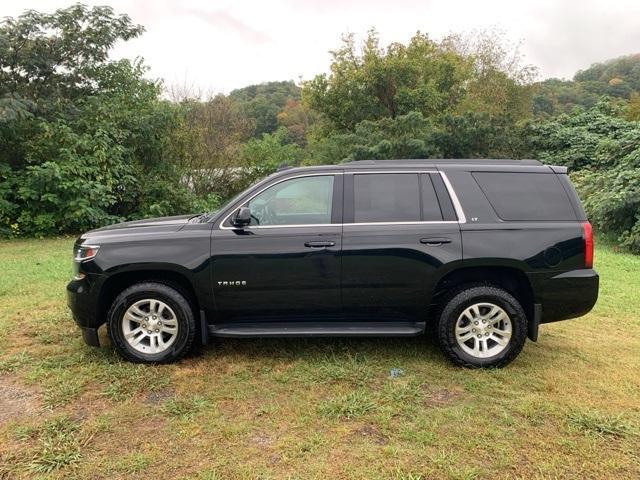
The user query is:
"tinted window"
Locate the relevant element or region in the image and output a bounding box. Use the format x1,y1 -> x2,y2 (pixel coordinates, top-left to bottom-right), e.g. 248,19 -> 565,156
473,172 -> 577,221
354,174 -> 420,223
247,175 -> 334,226
430,173 -> 457,221
421,174 -> 444,221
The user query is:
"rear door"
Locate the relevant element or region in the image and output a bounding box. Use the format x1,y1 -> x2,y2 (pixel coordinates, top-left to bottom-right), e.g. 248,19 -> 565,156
341,170 -> 463,320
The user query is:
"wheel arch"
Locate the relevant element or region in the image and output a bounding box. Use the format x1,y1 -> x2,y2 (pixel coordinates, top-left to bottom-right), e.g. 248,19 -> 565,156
97,266 -> 200,327
430,265 -> 535,325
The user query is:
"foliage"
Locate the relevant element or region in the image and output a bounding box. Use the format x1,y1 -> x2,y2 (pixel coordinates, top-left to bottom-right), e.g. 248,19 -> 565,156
276,99 -> 318,146
303,29 -> 534,132
175,95 -> 254,202
303,30 -> 471,131
243,128 -> 303,175
0,5 -> 199,236
2,3 -> 640,256
444,29 -> 537,119
529,101 -> 640,252
229,81 -> 300,137
307,112 -> 441,163
533,54 -> 640,116
307,111 -> 528,164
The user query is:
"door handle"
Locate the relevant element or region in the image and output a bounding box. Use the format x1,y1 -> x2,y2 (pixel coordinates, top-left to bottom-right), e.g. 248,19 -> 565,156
420,237 -> 452,246
304,241 -> 336,248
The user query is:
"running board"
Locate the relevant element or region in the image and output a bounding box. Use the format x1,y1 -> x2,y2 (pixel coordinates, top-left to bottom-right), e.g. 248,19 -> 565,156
208,321 -> 426,338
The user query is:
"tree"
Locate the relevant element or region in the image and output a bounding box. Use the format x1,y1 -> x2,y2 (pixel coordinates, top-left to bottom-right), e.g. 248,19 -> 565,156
175,95 -> 255,201
626,92 -> 640,121
528,100 -> 640,252
229,81 -> 300,137
0,4 -> 143,110
303,30 -> 535,132
443,30 -> 536,119
0,5 -> 195,236
276,99 -> 317,146
303,30 -> 472,131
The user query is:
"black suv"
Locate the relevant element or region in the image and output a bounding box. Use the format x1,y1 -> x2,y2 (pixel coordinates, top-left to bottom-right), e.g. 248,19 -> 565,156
67,160 -> 598,367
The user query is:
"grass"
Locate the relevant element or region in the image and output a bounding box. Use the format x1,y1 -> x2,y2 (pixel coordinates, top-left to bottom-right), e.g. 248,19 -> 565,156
0,237 -> 639,479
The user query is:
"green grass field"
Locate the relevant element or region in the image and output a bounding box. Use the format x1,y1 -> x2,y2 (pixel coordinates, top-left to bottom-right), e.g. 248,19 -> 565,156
0,238 -> 638,479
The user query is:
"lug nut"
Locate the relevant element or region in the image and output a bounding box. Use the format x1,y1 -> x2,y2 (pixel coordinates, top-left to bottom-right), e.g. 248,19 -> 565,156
142,323 -> 147,328
155,329 -> 160,333
474,321 -> 479,325
482,320 -> 486,324
477,334 -> 482,338
472,328 -> 476,332
147,330 -> 152,334
153,315 -> 157,319
485,332 -> 489,336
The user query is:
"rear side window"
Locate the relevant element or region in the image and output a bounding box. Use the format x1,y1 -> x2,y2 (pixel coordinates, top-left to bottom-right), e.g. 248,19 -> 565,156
354,174 -> 420,223
472,172 -> 577,221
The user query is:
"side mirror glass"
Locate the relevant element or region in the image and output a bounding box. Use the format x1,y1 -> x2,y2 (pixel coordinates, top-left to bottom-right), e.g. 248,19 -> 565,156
232,207 -> 252,228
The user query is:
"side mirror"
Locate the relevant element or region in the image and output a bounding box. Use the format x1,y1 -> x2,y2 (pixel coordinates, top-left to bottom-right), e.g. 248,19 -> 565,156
232,207 -> 252,228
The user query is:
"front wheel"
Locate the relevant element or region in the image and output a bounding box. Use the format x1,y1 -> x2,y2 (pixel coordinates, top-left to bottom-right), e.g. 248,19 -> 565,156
107,282 -> 196,363
437,285 -> 527,368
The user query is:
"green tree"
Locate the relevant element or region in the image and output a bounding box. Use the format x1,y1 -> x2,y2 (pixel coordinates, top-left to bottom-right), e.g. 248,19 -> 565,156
243,128 -> 303,175
175,94 -> 255,201
303,30 -> 535,132
529,100 -> 640,252
303,30 -> 472,131
0,4 -> 195,236
229,81 -> 301,137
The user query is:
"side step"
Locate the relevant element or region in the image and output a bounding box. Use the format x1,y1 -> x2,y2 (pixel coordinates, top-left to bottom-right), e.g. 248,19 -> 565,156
208,321 -> 426,338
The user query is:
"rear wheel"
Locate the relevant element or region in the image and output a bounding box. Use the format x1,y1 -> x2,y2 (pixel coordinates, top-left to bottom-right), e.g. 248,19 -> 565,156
437,285 -> 527,368
107,282 -> 196,363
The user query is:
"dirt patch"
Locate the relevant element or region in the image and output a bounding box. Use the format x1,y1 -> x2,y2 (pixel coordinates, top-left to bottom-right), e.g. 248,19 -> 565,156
249,432 -> 273,446
422,386 -> 464,407
145,388 -> 175,404
354,424 -> 388,445
0,375 -> 42,425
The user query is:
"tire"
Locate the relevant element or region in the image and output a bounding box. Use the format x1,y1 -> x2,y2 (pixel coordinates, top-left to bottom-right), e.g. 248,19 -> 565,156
107,282 -> 196,364
437,284 -> 527,368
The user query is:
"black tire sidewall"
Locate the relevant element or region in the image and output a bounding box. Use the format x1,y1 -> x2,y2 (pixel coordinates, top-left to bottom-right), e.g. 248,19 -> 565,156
108,283 -> 195,363
439,286 -> 527,368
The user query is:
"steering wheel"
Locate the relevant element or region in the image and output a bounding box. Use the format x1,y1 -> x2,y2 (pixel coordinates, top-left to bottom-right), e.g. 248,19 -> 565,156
262,198 -> 279,224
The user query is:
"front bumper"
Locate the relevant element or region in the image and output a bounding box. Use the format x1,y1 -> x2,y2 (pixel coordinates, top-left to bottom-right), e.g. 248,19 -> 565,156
529,268 -> 599,324
67,274 -> 104,346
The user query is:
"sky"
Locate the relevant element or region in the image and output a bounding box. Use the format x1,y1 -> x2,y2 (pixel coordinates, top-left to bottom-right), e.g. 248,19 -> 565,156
2,0 -> 640,94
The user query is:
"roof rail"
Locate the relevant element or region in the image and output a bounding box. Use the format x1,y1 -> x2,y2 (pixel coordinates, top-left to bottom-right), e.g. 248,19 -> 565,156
344,159 -> 542,166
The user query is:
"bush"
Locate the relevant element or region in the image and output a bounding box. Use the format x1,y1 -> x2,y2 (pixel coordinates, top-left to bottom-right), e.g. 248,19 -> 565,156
529,100 -> 640,252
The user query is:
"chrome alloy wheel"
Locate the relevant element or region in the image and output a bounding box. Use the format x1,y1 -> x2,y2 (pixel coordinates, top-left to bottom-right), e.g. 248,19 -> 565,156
121,299 -> 178,354
455,302 -> 512,359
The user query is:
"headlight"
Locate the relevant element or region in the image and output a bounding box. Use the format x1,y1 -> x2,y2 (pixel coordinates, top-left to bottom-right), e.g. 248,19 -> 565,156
74,245 -> 100,262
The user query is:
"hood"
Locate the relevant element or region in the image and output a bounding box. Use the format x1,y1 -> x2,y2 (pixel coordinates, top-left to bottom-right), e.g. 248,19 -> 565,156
89,214 -> 197,233
77,214 -> 203,244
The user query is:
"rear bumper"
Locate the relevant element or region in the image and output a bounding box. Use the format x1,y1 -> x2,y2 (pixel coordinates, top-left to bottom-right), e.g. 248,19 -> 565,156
529,269 -> 599,324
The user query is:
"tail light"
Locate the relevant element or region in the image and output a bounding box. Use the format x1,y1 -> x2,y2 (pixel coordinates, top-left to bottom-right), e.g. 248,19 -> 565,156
582,222 -> 594,268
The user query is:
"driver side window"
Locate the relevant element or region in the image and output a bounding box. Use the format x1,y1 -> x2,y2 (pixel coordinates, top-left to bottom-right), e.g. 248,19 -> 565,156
247,175 -> 334,226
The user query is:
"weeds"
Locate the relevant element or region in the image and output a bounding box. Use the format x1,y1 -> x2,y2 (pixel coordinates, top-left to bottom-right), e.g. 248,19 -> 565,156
567,410 -> 637,438
318,390 -> 376,419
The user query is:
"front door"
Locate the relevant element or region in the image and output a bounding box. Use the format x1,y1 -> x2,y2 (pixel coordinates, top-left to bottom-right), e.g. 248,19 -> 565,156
211,173 -> 342,321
